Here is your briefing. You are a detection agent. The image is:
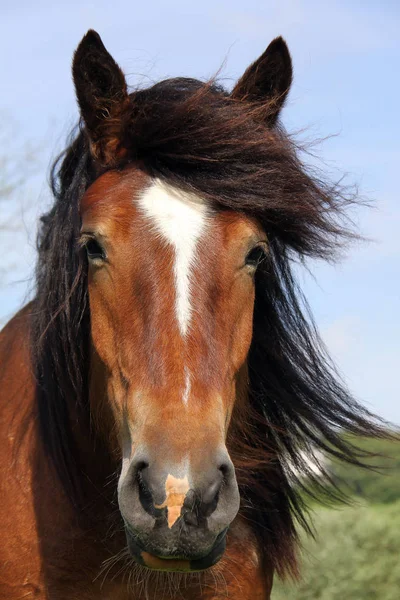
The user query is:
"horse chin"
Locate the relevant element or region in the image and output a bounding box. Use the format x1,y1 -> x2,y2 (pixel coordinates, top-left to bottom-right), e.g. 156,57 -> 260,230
125,529 -> 227,572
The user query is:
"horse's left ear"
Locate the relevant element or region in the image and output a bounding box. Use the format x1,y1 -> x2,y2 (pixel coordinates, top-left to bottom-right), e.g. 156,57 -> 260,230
72,30 -> 129,165
231,37 -> 292,126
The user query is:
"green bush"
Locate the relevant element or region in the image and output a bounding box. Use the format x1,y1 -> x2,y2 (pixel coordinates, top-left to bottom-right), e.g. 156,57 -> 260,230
327,435 -> 400,504
272,434 -> 400,600
272,502 -> 400,600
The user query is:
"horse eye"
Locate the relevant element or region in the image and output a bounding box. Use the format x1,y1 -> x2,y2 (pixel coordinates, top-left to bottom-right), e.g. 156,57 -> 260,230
84,238 -> 105,262
245,245 -> 267,269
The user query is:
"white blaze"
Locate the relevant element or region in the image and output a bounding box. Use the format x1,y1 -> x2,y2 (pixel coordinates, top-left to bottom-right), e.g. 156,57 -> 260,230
137,180 -> 207,336
182,367 -> 191,406
137,180 -> 208,405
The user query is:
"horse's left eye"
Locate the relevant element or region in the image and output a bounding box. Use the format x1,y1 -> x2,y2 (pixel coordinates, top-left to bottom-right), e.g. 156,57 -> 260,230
245,245 -> 267,269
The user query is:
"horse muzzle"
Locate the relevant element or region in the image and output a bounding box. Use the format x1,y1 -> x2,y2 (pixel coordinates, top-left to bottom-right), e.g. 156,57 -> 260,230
125,525 -> 228,572
117,446 -> 240,571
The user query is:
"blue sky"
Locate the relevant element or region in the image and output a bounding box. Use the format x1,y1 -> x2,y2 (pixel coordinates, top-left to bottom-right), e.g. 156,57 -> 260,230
0,0 -> 399,422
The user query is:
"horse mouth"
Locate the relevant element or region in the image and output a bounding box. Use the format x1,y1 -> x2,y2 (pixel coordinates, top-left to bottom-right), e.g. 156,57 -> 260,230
125,529 -> 227,572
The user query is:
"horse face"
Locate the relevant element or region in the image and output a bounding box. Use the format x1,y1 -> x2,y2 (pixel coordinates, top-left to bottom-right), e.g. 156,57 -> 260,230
80,167 -> 267,570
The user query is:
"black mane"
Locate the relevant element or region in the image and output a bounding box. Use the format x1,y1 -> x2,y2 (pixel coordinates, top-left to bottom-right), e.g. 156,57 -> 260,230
31,77 -> 388,577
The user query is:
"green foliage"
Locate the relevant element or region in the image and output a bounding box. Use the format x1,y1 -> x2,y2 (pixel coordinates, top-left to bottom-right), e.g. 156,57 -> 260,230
272,434 -> 400,599
329,435 -> 400,504
272,502 -> 400,600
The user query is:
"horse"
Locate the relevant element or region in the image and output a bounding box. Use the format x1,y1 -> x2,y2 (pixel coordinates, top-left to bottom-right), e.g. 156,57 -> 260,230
0,30 -> 387,599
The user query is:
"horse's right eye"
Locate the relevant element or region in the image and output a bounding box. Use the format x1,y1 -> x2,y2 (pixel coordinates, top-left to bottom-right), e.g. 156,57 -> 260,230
84,238 -> 106,262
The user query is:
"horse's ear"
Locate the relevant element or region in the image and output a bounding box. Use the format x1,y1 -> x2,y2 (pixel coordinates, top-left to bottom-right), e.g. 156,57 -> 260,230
231,37 -> 292,126
72,30 -> 129,164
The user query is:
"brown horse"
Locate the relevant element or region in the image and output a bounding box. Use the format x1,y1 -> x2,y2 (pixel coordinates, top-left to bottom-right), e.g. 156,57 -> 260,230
0,31 -> 386,599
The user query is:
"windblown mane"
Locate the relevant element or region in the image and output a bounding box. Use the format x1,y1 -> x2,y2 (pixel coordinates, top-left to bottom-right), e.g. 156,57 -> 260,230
31,78 -> 387,578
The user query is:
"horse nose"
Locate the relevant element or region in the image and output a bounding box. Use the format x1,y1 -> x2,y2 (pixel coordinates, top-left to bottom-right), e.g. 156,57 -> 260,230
136,453 -> 235,525
118,448 -> 240,563
119,449 -> 239,534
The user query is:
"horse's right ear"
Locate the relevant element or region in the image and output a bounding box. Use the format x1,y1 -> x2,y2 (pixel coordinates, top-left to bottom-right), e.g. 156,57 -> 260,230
72,30 -> 129,165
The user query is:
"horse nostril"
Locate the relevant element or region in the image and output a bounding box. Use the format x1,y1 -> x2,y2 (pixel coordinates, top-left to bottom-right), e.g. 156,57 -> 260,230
219,462 -> 231,478
135,460 -> 149,475
183,510 -> 199,527
203,475 -> 222,504
136,462 -> 150,492
218,463 -> 230,479
196,470 -> 223,520
135,461 -> 156,516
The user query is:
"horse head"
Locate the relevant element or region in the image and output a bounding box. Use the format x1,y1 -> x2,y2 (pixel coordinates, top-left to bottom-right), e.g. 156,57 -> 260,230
72,30 -> 292,571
